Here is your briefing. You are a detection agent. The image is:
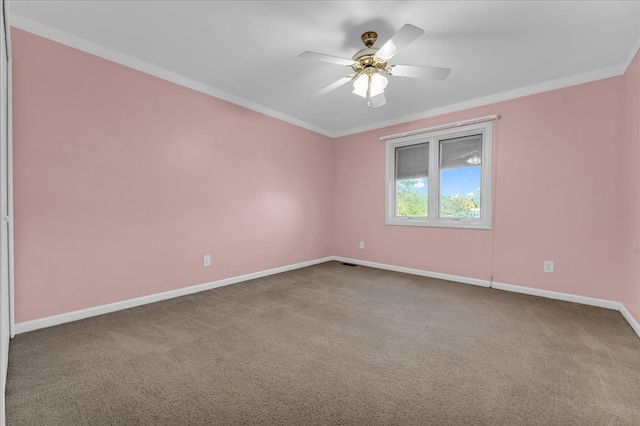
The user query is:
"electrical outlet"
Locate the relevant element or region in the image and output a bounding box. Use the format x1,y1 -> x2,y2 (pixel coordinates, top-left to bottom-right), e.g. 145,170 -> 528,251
359,241 -> 365,249
543,260 -> 554,273
204,255 -> 211,267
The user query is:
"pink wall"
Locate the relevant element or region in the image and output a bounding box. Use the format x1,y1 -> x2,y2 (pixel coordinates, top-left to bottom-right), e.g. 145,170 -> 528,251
333,77 -> 625,302
620,49 -> 640,322
11,26 -> 640,328
12,29 -> 334,323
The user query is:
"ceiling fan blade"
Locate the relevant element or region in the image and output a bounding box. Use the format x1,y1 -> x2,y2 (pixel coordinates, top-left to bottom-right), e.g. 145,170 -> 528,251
370,92 -> 386,108
310,76 -> 353,98
299,51 -> 354,66
376,24 -> 425,61
390,64 -> 451,80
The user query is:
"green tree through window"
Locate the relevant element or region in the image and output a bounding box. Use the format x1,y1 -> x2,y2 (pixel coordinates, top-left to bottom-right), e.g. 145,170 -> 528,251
396,179 -> 428,217
440,194 -> 477,218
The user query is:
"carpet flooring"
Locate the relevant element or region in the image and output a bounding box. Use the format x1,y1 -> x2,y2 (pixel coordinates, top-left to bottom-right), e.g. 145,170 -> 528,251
6,261 -> 640,425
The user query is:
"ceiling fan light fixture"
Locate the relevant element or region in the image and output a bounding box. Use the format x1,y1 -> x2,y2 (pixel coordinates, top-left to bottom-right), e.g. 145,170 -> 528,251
370,72 -> 388,96
301,24 -> 451,109
352,70 -> 388,99
352,73 -> 369,98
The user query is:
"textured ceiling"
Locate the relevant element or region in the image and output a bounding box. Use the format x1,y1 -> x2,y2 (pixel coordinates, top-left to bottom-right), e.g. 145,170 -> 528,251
8,1 -> 640,137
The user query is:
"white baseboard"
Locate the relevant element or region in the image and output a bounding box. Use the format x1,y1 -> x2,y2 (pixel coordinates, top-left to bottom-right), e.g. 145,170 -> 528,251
332,256 -> 639,339
620,304 -> 640,338
491,281 -> 621,310
14,256 -> 333,334
331,256 -> 491,288
489,282 -> 639,339
14,256 -> 640,341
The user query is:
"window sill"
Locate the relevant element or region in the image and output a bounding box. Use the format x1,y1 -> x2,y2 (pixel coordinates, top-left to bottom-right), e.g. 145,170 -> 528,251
385,218 -> 491,230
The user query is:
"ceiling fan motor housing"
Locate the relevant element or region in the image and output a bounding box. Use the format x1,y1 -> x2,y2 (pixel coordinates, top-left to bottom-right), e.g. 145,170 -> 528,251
351,47 -> 388,74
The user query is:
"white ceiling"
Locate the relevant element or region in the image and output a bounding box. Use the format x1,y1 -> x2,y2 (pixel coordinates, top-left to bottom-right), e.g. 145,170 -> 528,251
8,1 -> 640,137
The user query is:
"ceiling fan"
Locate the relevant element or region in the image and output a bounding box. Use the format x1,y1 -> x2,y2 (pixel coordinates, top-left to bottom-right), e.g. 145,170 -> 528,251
299,24 -> 451,108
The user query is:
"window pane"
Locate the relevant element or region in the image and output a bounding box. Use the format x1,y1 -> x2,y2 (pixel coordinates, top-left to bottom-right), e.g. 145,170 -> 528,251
395,143 -> 428,217
439,135 -> 482,219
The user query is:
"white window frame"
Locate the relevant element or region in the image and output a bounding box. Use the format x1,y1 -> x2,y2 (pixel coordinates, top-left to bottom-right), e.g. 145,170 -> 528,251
385,121 -> 492,230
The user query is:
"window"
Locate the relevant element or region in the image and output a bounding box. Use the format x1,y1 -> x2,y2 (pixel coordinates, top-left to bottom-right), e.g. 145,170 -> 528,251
385,120 -> 492,229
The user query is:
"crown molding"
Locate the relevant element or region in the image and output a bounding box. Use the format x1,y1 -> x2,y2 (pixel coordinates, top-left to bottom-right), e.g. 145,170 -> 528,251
8,13 -> 334,138
8,12 -> 638,140
333,12 -> 639,138
623,30 -> 640,72
622,3 -> 640,72
331,62 -> 627,138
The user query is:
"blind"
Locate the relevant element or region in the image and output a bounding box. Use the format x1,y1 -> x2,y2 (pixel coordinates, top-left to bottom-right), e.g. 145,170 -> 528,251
396,142 -> 429,180
440,134 -> 482,169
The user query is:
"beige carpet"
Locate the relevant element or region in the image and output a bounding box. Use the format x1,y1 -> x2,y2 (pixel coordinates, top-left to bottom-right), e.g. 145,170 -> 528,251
6,261 -> 640,425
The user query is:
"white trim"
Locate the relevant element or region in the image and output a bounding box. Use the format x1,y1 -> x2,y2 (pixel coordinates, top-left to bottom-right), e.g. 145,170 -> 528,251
7,14 -> 334,138
491,281 -> 620,310
384,121 -> 492,230
621,3 -> 640,72
8,13 -> 637,140
14,256 -> 333,334
380,114 -> 499,142
620,304 -> 640,339
5,7 -> 12,340
331,256 -> 491,288
335,258 -> 638,339
333,64 -> 626,138
13,256 -> 640,340
623,34 -> 640,72
492,281 -> 639,339
0,2 -> 8,424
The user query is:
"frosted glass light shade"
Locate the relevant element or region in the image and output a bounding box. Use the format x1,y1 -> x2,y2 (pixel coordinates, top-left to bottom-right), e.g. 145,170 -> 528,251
369,72 -> 388,96
352,71 -> 388,98
352,74 -> 368,98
